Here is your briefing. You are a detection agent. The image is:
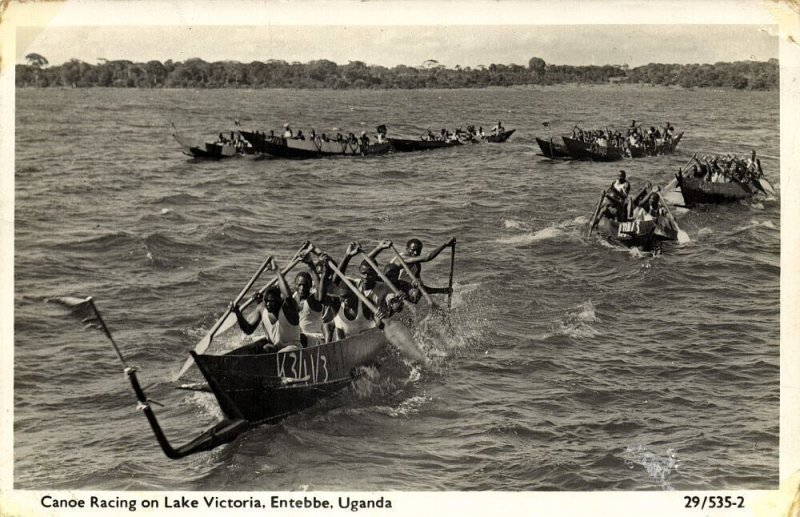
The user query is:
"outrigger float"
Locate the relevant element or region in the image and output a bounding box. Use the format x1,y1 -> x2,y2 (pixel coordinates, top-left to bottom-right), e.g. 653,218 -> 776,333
56,241 -> 455,459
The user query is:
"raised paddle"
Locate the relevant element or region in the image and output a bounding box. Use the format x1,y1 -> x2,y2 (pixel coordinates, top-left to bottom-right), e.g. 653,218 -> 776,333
655,192 -> 690,244
175,244 -> 309,379
757,177 -> 776,196
323,256 -> 427,364
587,191 -> 607,236
447,240 -> 456,310
388,243 -> 436,306
175,254 -> 273,379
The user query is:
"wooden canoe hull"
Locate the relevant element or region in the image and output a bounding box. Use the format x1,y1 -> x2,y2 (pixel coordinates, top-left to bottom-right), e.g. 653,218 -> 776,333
676,173 -> 753,207
596,218 -> 676,251
535,137 -> 571,159
562,136 -> 625,162
192,327 -> 388,424
484,129 -> 516,143
241,131 -> 391,159
387,137 -> 463,152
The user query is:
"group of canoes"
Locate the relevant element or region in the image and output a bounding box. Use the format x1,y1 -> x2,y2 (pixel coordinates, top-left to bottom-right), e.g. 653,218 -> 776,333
173,122 -> 516,160
536,121 -> 683,161
586,149 -> 775,253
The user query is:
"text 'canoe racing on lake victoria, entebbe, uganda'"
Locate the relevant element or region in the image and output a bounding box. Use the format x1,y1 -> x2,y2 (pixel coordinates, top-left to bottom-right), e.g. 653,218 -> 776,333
52,238 -> 457,459
173,122 -> 516,160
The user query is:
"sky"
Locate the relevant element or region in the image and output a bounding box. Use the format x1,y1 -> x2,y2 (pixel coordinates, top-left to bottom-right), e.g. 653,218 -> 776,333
14,6 -> 779,69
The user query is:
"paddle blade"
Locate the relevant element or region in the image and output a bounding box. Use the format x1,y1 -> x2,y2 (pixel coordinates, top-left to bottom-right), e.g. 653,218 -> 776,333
677,230 -> 691,244
383,320 -> 427,365
758,178 -> 776,196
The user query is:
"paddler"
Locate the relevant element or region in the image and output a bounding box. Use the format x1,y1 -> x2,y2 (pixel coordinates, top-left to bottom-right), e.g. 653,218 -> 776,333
331,285 -> 376,340
384,237 -> 456,294
231,257 -> 302,353
292,250 -> 329,345
610,170 -> 633,220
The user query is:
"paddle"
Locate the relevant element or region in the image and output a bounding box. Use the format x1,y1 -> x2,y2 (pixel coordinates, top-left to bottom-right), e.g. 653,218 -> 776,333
388,244 -> 436,305
175,254 -> 273,378
587,191 -> 607,236
655,192 -> 690,244
665,154 -> 698,191
757,177 -> 776,196
447,240 -> 456,310
323,257 -> 427,364
175,244 -> 309,379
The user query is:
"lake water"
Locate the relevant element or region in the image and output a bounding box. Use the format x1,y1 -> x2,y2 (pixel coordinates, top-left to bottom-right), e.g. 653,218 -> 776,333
13,85 -> 779,491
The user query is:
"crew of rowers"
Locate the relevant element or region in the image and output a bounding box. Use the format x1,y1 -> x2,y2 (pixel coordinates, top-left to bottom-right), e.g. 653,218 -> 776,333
685,151 -> 764,184
231,237 -> 457,354
422,122 -> 505,142
215,131 -> 252,151
592,170 -> 667,227
571,121 -> 677,156
275,123 -> 383,147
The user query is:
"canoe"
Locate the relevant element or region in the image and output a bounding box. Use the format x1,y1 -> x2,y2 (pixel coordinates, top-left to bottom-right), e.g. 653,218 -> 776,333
387,137 -> 463,153
173,132 -> 251,160
241,131 -> 391,159
484,129 -> 516,143
192,327 -> 388,424
595,217 -> 677,252
675,172 -> 754,207
561,136 -> 625,162
628,132 -> 684,158
535,137 -> 572,159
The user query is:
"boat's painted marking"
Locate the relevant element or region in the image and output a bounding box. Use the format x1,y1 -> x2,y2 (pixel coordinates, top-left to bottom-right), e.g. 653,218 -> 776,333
618,221 -> 640,236
276,348 -> 329,384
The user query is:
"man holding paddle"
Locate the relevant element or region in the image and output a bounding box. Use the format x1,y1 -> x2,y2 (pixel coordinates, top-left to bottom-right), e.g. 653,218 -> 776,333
232,257 -> 303,353
383,237 -> 456,295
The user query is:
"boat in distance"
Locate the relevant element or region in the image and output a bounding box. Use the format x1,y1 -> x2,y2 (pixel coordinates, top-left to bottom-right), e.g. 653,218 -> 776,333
241,131 -> 391,159
385,137 -> 463,152
484,129 -> 516,143
562,136 -> 625,162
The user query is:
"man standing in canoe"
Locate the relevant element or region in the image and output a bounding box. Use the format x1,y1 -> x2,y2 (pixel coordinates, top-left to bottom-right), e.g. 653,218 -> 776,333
231,257 -> 302,353
610,170 -> 633,220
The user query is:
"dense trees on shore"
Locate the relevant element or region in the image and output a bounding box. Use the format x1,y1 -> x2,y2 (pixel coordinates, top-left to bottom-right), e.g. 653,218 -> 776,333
15,56 -> 778,90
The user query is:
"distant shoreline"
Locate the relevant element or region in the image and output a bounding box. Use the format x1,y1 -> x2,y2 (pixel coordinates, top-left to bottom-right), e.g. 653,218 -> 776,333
16,57 -> 778,91
14,83 -> 778,92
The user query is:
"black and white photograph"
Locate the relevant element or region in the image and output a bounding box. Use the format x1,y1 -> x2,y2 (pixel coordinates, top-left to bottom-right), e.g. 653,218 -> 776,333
2,1 -> 799,515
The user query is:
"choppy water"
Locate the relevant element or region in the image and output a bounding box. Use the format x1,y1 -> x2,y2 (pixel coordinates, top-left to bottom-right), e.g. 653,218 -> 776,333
14,86 -> 779,491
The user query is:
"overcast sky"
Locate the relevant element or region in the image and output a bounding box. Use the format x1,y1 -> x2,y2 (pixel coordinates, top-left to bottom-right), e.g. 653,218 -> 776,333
17,20 -> 778,69
11,0 -> 781,68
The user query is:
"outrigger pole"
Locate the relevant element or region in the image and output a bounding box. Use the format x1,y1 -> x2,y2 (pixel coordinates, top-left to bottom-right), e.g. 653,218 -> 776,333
55,296 -> 248,459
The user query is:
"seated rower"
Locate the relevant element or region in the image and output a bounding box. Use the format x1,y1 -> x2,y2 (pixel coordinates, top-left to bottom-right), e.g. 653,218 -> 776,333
232,257 -> 302,353
292,250 -> 331,346
282,123 -> 293,138
294,130 -> 306,141
331,286 -> 376,340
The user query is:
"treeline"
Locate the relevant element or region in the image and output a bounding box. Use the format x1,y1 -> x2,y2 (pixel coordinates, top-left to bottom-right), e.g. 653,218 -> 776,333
15,56 -> 779,91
